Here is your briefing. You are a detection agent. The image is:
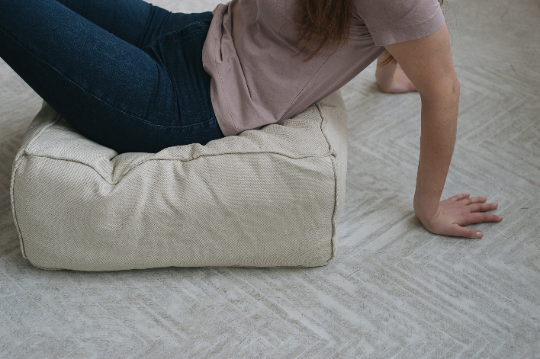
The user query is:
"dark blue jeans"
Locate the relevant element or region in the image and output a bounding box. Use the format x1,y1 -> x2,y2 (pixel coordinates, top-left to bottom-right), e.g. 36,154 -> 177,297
0,0 -> 224,153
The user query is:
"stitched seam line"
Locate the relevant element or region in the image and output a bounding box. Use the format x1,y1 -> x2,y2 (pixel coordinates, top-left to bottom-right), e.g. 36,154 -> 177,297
25,148 -> 333,185
136,4 -> 160,48
147,30 -> 211,126
315,101 -> 338,264
10,110 -> 63,259
368,11 -> 441,32
141,23 -> 213,126
142,21 -> 211,49
11,155 -> 27,258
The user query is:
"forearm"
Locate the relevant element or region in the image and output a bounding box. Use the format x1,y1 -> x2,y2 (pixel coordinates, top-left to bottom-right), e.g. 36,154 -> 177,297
414,80 -> 460,222
382,24 -> 500,238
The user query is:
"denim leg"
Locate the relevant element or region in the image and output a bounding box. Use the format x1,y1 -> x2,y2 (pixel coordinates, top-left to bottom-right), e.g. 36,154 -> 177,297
50,0 -> 218,130
0,0 -> 182,153
55,0 -> 214,49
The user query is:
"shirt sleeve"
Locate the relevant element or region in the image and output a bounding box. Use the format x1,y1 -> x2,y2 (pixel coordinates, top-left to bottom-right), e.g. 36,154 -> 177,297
353,0 -> 445,46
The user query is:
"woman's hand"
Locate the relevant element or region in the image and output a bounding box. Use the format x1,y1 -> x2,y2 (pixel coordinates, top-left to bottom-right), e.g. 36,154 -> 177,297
414,194 -> 503,238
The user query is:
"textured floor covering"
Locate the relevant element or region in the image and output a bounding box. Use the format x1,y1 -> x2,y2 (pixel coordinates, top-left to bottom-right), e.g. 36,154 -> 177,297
1,0 -> 539,358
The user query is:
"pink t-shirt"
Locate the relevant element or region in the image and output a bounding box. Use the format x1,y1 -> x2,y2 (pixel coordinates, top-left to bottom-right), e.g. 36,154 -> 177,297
202,0 -> 445,136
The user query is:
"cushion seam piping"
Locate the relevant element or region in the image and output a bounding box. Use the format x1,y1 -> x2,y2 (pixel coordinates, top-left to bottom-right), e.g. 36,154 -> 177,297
22,150 -> 334,185
11,111 -> 63,259
315,101 -> 338,264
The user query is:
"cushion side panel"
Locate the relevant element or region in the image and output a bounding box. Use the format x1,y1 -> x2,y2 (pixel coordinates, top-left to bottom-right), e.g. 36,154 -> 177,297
15,153 -> 336,271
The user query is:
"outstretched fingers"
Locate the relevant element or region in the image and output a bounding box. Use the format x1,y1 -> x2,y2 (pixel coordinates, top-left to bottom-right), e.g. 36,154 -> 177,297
462,212 -> 503,225
468,202 -> 498,213
449,193 -> 470,202
465,196 -> 488,205
420,193 -> 503,239
447,225 -> 484,239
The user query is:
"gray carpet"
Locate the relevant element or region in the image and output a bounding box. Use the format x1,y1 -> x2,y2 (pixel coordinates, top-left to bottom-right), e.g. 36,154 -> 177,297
1,0 -> 539,357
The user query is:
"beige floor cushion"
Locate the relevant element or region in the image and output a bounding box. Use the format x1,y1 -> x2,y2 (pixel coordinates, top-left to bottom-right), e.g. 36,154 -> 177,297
10,90 -> 348,271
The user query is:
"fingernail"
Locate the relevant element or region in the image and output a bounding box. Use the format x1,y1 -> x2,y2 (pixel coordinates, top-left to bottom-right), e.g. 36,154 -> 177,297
476,232 -> 483,238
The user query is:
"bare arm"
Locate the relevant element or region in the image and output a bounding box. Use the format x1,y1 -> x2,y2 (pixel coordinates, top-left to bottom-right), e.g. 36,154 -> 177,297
383,23 -> 502,238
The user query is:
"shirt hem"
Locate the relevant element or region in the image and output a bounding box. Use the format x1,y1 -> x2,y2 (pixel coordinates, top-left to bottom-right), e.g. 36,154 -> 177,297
370,10 -> 445,47
210,83 -> 241,137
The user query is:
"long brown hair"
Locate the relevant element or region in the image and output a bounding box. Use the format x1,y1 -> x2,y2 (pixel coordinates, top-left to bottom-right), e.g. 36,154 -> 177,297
294,0 -> 444,63
294,0 -> 353,62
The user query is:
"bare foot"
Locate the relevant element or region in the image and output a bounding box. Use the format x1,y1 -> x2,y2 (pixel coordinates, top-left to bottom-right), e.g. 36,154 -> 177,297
385,65 -> 417,93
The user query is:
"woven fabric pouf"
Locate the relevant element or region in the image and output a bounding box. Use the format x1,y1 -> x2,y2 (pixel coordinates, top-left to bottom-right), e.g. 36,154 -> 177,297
10,90 -> 348,271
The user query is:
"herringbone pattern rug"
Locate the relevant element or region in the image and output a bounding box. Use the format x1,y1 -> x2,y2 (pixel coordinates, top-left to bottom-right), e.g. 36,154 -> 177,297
1,0 -> 539,357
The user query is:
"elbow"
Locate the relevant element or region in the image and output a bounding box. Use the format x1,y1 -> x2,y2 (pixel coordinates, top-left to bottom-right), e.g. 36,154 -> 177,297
420,76 -> 460,105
